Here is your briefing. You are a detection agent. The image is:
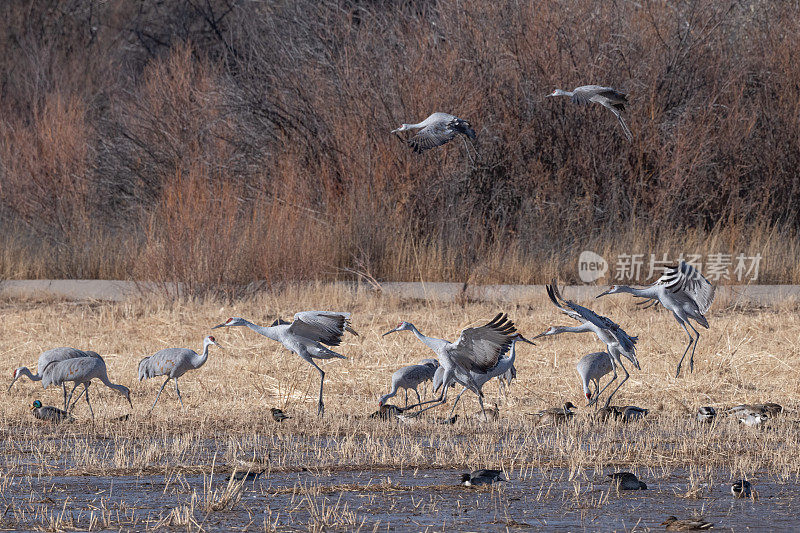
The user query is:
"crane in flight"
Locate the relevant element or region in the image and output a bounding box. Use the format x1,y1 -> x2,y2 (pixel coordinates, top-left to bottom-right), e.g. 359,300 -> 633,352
535,283 -> 639,407
597,261 -> 715,377
547,85 -> 632,141
391,112 -> 476,153
10,348 -> 102,410
138,335 -> 222,412
382,313 -> 521,419
212,312 -> 358,416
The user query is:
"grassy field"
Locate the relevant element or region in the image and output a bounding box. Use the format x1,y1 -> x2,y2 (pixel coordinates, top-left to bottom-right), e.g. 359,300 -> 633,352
1,286 -> 799,530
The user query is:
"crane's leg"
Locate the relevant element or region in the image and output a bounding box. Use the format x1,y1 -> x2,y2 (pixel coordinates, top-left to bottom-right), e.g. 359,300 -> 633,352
688,322 -> 700,373
65,383 -> 81,413
604,363 -> 630,408
404,390 -> 408,409
84,385 -> 94,420
589,361 -> 618,408
173,378 -> 184,408
404,387 -> 451,418
675,320 -> 695,378
413,388 -> 421,405
308,359 -> 325,417
448,388 -> 468,418
62,384 -> 68,412
149,377 -> 171,413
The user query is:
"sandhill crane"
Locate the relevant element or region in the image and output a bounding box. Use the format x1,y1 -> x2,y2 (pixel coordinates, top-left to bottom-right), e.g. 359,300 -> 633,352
576,351 -> 613,404
536,283 -> 639,408
42,355 -> 131,419
10,348 -> 102,409
547,85 -> 632,141
31,399 -> 73,423
597,261 -> 715,377
461,469 -> 505,486
436,333 -> 532,419
379,362 -> 438,408
382,314 -> 522,419
212,312 -> 358,416
661,516 -> 714,531
391,112 -> 476,153
138,335 -> 221,412
608,472 -> 647,490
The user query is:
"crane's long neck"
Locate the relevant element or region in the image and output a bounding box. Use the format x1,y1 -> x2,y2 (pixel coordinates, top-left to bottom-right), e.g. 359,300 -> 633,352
615,285 -> 658,298
241,319 -> 281,342
408,324 -> 446,353
17,367 -> 40,382
557,323 -> 594,334
193,343 -> 211,369
554,89 -> 572,97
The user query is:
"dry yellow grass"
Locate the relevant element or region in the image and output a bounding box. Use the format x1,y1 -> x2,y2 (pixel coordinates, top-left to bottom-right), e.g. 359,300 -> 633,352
2,286 -> 800,530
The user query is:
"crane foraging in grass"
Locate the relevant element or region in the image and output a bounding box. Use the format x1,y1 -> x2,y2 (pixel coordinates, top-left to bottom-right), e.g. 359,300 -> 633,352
212,312 -> 358,416
391,112 -> 476,153
42,355 -> 131,419
547,85 -> 633,141
576,351 -> 613,405
379,361 -> 438,408
597,261 -> 715,377
535,283 -> 639,407
10,348 -> 102,410
138,335 -> 221,412
382,313 -> 523,419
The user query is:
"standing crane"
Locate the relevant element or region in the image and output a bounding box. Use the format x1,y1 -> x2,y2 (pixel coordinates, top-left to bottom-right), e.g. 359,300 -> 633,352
379,362 -> 438,408
381,313 -> 520,419
547,85 -> 633,141
391,112 -> 476,153
535,284 -> 639,407
597,261 -> 715,377
138,335 -> 221,412
10,348 -> 102,410
42,355 -> 131,419
576,351 -> 613,404
212,312 -> 358,416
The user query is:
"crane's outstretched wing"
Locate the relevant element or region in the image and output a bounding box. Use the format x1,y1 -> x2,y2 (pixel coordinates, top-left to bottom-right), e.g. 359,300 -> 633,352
548,284 -> 638,353
653,261 -> 715,314
450,313 -> 517,373
290,311 -> 357,346
546,284 -> 583,322
408,121 -> 457,153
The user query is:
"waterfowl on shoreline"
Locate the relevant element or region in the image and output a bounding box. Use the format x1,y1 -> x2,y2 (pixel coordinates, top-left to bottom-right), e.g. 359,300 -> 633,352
697,406 -> 717,423
661,516 -> 714,530
30,400 -> 73,423
271,408 -> 290,422
461,469 -> 505,486
530,402 -> 576,425
608,472 -> 647,490
731,479 -> 752,498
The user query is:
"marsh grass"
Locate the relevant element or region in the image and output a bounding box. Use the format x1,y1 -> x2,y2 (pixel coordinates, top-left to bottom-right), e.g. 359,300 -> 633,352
1,286 -> 800,529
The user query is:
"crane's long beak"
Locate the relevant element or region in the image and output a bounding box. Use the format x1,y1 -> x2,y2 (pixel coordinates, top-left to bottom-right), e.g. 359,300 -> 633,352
532,331 -> 549,340
211,322 -> 227,329
516,334 -> 535,345
8,380 -> 17,393
381,328 -> 398,337
596,289 -> 611,298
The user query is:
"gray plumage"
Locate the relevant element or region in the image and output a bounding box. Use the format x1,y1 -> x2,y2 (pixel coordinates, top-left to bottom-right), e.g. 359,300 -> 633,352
598,261 -> 715,377
548,85 -> 632,141
536,283 -> 639,408
379,363 -> 438,408
576,351 -> 613,404
384,315 -> 528,420
391,112 -> 476,153
31,400 -> 73,423
138,335 -> 220,412
42,355 -> 131,419
212,311 -> 357,416
10,348 -> 102,410
608,472 -> 647,490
